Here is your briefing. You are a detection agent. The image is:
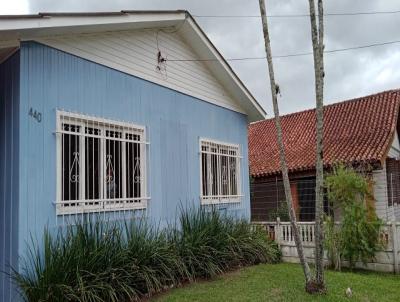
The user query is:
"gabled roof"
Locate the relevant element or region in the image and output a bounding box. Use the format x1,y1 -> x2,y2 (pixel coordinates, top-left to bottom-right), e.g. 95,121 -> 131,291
249,89 -> 400,177
0,10 -> 266,122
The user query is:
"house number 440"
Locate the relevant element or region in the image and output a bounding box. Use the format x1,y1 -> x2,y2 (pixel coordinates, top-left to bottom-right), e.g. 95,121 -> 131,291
28,108 -> 42,123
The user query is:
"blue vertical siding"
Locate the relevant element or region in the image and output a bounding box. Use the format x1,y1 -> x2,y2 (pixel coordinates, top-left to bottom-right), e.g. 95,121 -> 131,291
0,52 -> 20,301
17,40 -> 250,270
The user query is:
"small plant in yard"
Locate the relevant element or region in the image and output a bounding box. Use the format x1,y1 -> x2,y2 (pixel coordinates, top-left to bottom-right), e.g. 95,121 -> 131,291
324,215 -> 342,270
324,165 -> 383,270
339,200 -> 383,267
267,201 -> 290,221
13,208 -> 280,302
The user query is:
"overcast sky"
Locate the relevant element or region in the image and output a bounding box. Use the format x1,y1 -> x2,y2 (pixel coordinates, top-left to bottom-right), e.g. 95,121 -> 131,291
2,0 -> 400,116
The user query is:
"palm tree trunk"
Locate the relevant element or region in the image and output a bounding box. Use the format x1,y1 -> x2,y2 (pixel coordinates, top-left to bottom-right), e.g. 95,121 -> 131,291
258,0 -> 312,286
308,0 -> 326,291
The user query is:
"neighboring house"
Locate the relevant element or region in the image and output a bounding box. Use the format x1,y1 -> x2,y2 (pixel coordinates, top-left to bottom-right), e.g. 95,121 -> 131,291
249,89 -> 400,222
0,11 -> 265,301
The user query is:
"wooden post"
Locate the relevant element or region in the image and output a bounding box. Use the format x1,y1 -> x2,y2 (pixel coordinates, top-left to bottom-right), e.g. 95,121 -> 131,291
392,221 -> 399,274
276,217 -> 281,247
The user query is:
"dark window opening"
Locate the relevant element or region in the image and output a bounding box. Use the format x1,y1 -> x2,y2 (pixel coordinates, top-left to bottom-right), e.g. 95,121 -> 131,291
62,124 -> 80,203
106,130 -> 122,200
229,151 -> 238,196
201,145 -> 209,196
211,147 -> 218,196
221,149 -> 229,195
126,133 -> 141,201
85,127 -> 100,203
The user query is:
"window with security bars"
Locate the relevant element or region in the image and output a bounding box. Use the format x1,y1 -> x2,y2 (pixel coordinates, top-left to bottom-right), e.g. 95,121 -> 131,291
56,111 -> 148,215
200,139 -> 241,204
386,158 -> 400,207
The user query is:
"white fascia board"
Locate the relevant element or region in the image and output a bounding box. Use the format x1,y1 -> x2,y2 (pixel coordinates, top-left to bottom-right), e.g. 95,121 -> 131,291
0,12 -> 186,40
181,17 -> 266,122
0,12 -> 186,30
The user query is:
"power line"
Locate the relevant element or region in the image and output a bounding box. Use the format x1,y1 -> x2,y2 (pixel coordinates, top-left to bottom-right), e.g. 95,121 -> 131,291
192,10 -> 400,19
166,39 -> 400,62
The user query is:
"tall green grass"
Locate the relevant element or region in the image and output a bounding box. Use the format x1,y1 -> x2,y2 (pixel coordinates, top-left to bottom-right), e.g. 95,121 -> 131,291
175,208 -> 280,279
13,208 -> 280,302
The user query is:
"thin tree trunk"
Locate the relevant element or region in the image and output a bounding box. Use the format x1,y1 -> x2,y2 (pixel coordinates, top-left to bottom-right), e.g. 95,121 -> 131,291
258,0 -> 312,286
308,0 -> 326,291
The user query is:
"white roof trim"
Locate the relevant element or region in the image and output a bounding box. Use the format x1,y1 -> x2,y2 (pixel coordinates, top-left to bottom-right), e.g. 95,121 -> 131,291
0,10 -> 266,122
182,17 -> 266,121
0,11 -> 187,39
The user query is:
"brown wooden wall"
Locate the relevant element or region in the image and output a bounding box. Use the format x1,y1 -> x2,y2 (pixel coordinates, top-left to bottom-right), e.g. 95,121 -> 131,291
251,174 -> 328,222
251,177 -> 285,221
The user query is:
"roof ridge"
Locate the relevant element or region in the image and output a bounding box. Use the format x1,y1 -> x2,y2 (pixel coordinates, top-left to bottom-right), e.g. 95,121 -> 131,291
251,88 -> 400,125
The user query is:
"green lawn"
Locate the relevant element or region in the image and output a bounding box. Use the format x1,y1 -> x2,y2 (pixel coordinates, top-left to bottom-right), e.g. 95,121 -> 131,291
155,263 -> 400,302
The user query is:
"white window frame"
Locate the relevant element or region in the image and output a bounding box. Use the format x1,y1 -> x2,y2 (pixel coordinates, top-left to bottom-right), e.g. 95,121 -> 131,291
199,138 -> 242,205
56,110 -> 149,215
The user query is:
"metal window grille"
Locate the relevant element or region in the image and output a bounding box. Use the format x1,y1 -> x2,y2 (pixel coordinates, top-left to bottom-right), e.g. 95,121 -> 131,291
56,111 -> 149,216
200,139 -> 242,205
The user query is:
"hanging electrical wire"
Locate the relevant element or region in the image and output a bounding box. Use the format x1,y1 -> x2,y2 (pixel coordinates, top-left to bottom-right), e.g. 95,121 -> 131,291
192,9 -> 400,19
165,39 -> 400,62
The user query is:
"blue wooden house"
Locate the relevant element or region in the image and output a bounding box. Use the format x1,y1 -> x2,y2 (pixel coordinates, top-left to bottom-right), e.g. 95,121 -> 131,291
0,10 -> 265,300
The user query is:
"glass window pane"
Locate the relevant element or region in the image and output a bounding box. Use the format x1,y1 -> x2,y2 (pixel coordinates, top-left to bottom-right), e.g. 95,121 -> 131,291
85,127 -> 100,201
221,149 -> 229,195
201,146 -> 208,196
62,124 -> 80,202
211,147 -> 218,196
126,133 -> 141,200
106,130 -> 122,201
229,155 -> 237,195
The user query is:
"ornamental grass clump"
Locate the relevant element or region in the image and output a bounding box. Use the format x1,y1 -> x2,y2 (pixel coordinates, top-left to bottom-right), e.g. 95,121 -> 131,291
13,209 -> 280,302
174,208 -> 280,280
124,222 -> 186,296
14,221 -> 136,302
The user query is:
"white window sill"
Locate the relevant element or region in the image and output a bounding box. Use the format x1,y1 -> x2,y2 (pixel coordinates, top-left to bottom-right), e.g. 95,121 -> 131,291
55,198 -> 149,216
200,195 -> 243,206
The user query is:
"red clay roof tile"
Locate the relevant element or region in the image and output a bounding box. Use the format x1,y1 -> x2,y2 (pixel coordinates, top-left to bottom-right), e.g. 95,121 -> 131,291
249,89 -> 400,177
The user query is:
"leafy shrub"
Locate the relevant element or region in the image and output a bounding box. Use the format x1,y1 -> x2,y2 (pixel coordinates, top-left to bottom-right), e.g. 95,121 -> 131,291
267,202 -> 290,221
324,165 -> 383,270
325,164 -> 374,209
340,201 -> 383,267
13,209 -> 280,302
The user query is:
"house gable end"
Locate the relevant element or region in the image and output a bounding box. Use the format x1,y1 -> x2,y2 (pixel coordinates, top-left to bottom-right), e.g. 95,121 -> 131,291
0,11 -> 266,122
35,28 -> 245,115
